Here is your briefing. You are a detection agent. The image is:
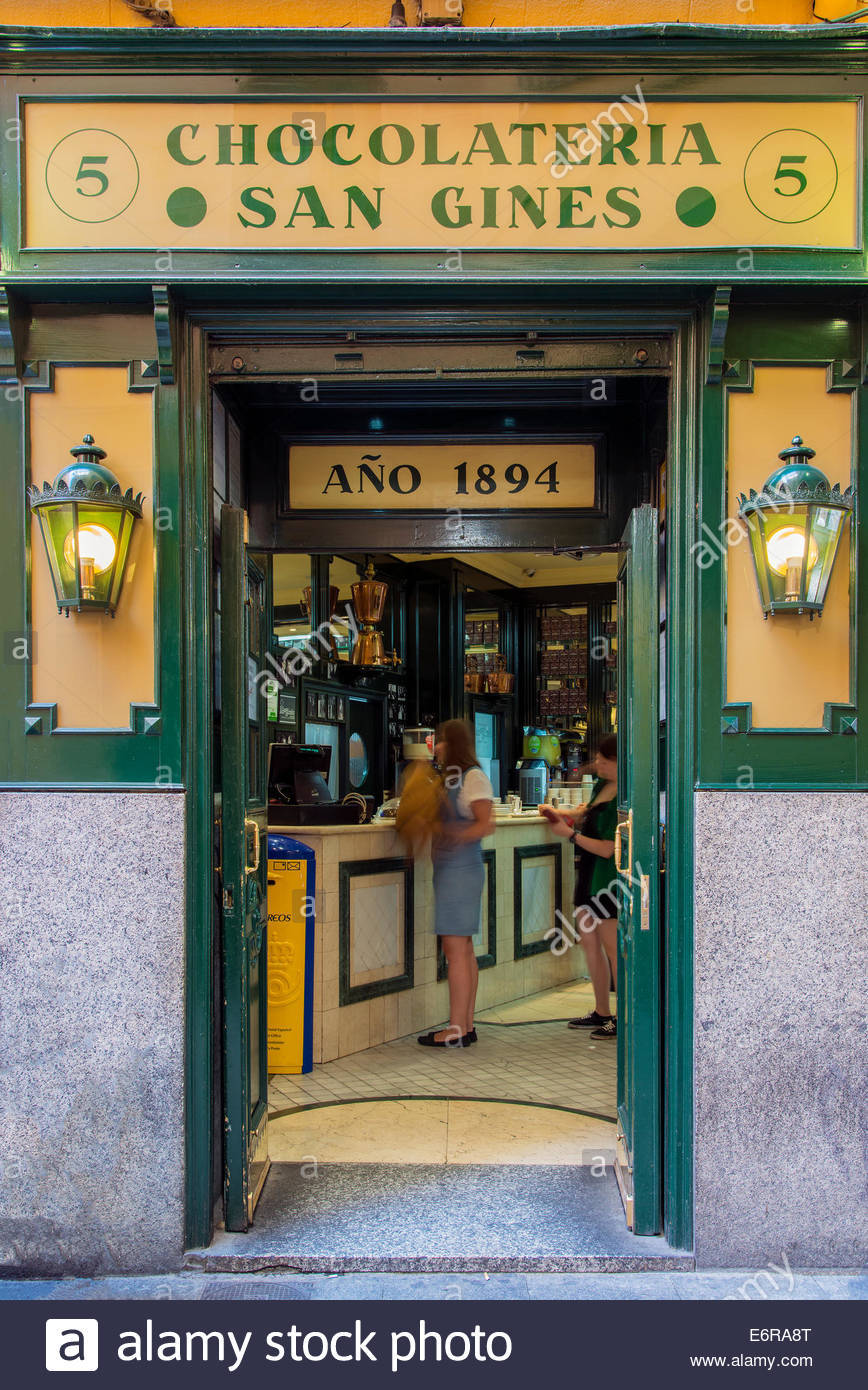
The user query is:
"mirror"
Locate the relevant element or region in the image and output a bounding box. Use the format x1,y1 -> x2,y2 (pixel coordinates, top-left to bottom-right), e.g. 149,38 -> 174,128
348,731 -> 368,788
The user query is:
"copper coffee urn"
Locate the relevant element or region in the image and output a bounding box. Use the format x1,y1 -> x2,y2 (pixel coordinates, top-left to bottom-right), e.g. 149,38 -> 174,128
350,560 -> 390,666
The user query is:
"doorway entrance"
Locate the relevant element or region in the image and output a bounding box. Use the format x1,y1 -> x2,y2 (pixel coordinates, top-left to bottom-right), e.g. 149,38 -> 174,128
185,319 -> 697,1261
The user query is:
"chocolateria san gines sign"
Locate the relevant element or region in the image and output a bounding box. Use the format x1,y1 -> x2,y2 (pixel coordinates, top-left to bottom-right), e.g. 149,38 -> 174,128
25,98 -> 859,252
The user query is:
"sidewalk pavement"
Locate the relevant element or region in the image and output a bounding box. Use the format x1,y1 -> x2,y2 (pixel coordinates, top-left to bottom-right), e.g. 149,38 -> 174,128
0,1271 -> 864,1300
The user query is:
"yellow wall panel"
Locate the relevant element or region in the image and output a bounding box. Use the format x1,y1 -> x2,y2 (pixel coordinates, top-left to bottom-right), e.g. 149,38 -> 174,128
726,367 -> 852,729
4,0 -> 825,27
29,366 -> 155,729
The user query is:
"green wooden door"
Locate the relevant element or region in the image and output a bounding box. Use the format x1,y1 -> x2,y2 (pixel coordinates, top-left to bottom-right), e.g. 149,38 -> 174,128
615,504 -> 662,1235
220,505 -> 271,1231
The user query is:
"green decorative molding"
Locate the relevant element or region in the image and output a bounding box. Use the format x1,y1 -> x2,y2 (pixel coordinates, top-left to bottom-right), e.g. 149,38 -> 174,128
721,700 -> 859,736
0,287 -> 20,384
134,705 -> 163,736
19,360 -> 53,391
2,353 -> 182,787
2,29 -> 867,287
24,704 -> 55,736
721,706 -> 748,735
699,325 -> 866,788
24,700 -> 164,737
705,287 -> 731,388
720,359 -> 753,391
129,359 -> 160,390
827,358 -> 861,392
153,286 -> 175,387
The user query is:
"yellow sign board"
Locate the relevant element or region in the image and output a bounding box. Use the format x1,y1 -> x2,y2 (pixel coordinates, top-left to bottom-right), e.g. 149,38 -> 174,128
24,99 -> 860,251
267,853 -> 314,1075
287,442 -> 597,511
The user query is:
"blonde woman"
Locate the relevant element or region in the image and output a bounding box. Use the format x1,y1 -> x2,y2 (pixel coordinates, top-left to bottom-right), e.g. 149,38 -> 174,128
418,719 -> 494,1049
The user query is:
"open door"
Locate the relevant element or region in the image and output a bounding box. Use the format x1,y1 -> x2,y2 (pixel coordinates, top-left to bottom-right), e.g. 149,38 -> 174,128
220,504 -> 271,1230
614,504 -> 662,1235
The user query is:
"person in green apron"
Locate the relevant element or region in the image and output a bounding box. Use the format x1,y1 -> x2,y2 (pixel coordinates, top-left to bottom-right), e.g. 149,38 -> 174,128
543,735 -> 619,1039
418,719 -> 495,1049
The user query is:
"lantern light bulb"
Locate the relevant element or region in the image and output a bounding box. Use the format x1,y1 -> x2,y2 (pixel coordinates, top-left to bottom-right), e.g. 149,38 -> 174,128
63,524 -> 117,575
765,527 -> 819,578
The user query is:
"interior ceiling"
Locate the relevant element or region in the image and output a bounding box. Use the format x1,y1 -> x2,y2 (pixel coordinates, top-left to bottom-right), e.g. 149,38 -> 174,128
392,550 -> 620,590
273,548 -> 618,610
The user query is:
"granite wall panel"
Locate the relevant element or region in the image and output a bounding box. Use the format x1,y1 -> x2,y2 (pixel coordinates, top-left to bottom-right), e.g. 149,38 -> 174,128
694,791 -> 868,1268
0,791 -> 185,1276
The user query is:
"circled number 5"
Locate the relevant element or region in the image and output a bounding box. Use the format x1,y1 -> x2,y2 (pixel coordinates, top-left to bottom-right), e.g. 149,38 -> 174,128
75,155 -> 109,197
774,155 -> 807,198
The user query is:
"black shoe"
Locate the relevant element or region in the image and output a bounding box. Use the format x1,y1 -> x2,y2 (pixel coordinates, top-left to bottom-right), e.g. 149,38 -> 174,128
567,1010 -> 612,1029
463,1028 -> 478,1045
418,1028 -> 468,1048
590,1017 -> 617,1040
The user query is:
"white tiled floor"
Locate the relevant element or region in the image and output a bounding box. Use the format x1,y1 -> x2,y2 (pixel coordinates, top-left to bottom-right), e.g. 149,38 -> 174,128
268,980 -> 617,1164
267,1098 -> 616,1166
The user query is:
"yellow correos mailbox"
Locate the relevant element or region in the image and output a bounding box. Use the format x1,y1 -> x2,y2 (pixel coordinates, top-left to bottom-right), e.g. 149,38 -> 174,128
266,834 -> 315,1074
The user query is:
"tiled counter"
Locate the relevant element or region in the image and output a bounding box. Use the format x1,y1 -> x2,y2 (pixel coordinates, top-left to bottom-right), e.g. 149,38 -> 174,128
269,816 -> 585,1063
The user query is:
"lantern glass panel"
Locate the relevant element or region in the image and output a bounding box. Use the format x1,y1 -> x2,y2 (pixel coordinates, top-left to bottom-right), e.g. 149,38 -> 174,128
108,510 -> 136,612
804,506 -> 846,607
68,502 -> 123,608
744,512 -> 773,612
40,501 -> 78,604
761,506 -> 815,608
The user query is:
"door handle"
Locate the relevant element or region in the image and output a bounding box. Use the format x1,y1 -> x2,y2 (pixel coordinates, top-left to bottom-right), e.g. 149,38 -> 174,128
244,817 -> 261,875
614,808 -> 633,879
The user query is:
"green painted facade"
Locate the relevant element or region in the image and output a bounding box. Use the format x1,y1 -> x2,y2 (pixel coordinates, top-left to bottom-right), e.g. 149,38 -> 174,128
1,23 -> 864,1257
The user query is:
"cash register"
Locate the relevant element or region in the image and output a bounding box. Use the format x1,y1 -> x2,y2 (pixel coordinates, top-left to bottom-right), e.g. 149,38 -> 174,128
267,743 -> 369,826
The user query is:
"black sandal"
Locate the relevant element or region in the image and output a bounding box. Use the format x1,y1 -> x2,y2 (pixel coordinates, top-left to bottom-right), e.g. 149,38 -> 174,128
418,1028 -> 470,1048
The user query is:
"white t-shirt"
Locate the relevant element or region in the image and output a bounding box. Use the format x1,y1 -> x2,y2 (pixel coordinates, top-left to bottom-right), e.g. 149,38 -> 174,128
456,766 -> 494,819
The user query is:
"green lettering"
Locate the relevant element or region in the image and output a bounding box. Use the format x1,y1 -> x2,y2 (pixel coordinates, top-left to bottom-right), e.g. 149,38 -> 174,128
648,124 -> 666,165
603,185 -> 641,228
167,124 -> 205,166
598,124 -> 639,166
558,185 -> 595,228
368,124 -> 415,165
345,186 -> 384,229
284,185 -> 333,228
673,122 -> 720,165
578,127 -> 599,161
322,124 -> 360,166
431,186 -> 471,228
509,185 -> 547,230
266,125 -> 313,167
508,123 -> 547,164
422,124 -> 459,165
217,124 -> 257,166
552,124 -> 590,166
237,186 -> 276,228
463,122 -> 509,166
481,186 -> 499,228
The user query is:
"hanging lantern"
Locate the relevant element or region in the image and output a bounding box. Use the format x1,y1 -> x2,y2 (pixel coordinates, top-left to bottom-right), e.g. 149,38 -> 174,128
28,435 -> 144,617
737,437 -> 854,619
